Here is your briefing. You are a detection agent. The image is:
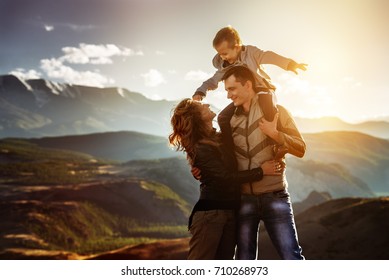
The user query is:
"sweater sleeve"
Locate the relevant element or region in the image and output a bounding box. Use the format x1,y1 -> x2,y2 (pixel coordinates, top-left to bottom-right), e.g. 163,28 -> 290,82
195,54 -> 225,96
251,46 -> 291,70
277,105 -> 306,158
194,144 -> 263,185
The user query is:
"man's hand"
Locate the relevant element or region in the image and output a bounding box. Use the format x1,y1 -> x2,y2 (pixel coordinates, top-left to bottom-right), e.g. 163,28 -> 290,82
191,166 -> 201,180
259,113 -> 281,143
261,160 -> 284,176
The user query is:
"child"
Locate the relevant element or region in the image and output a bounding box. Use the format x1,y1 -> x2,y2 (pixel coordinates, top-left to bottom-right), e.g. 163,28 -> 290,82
193,26 -> 307,158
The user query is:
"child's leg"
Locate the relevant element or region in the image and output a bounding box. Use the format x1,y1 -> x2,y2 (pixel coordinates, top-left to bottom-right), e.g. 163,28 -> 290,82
258,92 -> 278,122
258,91 -> 288,159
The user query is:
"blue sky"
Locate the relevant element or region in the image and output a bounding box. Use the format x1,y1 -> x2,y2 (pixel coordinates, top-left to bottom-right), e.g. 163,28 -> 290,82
1,0 -> 389,122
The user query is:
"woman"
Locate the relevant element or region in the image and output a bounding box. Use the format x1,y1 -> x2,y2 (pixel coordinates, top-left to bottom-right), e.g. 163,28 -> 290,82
169,98 -> 283,260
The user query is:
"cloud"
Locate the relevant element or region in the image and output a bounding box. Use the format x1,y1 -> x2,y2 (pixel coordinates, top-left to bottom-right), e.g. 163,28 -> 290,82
40,58 -> 114,87
9,68 -> 42,80
60,43 -> 142,65
66,24 -> 97,32
44,25 -> 54,32
185,70 -> 212,81
141,69 -> 166,87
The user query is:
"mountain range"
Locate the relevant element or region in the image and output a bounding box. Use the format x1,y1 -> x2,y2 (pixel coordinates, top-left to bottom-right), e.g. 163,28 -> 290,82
0,74 -> 176,138
1,74 -> 389,139
1,131 -> 388,260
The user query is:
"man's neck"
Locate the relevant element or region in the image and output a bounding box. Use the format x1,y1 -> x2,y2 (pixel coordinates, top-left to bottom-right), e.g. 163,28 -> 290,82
242,93 -> 256,113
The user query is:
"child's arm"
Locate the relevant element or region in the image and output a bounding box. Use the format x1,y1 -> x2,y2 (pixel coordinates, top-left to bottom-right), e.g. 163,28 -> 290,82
252,46 -> 307,74
192,70 -> 224,100
192,55 -> 225,100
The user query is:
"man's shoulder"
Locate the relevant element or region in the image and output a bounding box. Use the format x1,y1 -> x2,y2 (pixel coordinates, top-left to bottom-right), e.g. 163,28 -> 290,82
276,104 -> 292,117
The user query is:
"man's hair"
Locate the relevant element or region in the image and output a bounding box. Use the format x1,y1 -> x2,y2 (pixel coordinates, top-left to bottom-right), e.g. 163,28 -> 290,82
213,26 -> 242,49
222,65 -> 256,88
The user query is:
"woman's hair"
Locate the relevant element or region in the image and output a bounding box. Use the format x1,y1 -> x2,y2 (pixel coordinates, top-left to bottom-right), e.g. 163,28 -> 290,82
169,98 -> 216,162
213,26 -> 242,49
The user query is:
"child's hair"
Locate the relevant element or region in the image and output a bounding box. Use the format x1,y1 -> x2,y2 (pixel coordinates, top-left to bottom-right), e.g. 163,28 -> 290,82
213,26 -> 242,49
222,65 -> 256,88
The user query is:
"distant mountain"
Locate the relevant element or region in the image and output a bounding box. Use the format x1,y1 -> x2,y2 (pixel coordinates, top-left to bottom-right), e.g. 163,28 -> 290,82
0,74 -> 175,138
294,116 -> 389,139
2,74 -> 389,139
302,131 -> 389,193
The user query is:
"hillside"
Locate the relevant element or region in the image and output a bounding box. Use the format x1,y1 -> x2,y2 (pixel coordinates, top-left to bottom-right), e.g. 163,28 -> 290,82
0,140 -> 190,258
27,131 -> 176,161
92,197 -> 389,260
5,197 -> 388,260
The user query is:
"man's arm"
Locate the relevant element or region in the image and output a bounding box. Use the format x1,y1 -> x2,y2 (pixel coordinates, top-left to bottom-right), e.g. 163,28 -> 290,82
259,105 -> 306,158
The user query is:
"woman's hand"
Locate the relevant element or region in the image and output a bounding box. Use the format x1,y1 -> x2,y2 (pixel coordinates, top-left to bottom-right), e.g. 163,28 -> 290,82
261,160 -> 284,176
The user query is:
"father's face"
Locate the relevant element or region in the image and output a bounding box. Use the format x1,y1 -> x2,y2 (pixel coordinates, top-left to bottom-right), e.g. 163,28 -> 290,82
224,74 -> 252,109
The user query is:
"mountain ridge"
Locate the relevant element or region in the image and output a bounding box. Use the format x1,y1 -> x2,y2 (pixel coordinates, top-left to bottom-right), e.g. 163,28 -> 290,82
1,74 -> 389,139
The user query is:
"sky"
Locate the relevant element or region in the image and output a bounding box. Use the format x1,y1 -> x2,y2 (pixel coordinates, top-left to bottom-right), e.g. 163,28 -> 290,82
1,0 -> 389,123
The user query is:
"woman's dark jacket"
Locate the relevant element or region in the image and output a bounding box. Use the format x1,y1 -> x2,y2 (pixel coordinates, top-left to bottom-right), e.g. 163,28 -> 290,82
188,140 -> 263,228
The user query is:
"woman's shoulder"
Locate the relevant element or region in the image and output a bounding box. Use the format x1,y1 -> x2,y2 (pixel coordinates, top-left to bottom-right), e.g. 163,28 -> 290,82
195,140 -> 220,158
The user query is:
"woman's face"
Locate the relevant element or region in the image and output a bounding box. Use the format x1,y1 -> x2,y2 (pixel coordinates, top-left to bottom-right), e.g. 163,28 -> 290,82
196,102 -> 216,123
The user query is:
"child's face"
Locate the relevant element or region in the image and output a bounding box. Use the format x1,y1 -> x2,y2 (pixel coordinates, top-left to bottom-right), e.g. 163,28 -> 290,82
215,41 -> 240,64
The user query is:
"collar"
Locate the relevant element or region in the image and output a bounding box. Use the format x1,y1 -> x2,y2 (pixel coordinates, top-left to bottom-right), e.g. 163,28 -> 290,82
233,95 -> 258,116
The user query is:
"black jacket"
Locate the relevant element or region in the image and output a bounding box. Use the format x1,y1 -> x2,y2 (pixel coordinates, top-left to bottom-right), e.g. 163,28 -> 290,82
194,142 -> 263,201
188,141 -> 263,229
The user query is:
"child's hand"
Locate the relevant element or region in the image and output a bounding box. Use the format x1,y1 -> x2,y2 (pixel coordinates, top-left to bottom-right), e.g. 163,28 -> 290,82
295,63 -> 308,74
288,61 -> 308,74
192,93 -> 204,101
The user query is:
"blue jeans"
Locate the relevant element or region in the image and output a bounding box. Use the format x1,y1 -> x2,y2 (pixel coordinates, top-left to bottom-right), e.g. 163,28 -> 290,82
236,189 -> 304,260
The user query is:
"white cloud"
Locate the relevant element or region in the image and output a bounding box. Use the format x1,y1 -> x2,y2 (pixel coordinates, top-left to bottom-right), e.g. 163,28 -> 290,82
185,70 -> 212,81
40,58 -> 114,87
60,43 -> 143,65
66,24 -> 97,32
141,69 -> 166,87
9,68 -> 42,80
44,25 -> 54,32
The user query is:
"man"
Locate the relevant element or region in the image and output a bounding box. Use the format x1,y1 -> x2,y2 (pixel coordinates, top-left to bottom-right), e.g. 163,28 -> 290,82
219,65 -> 305,260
